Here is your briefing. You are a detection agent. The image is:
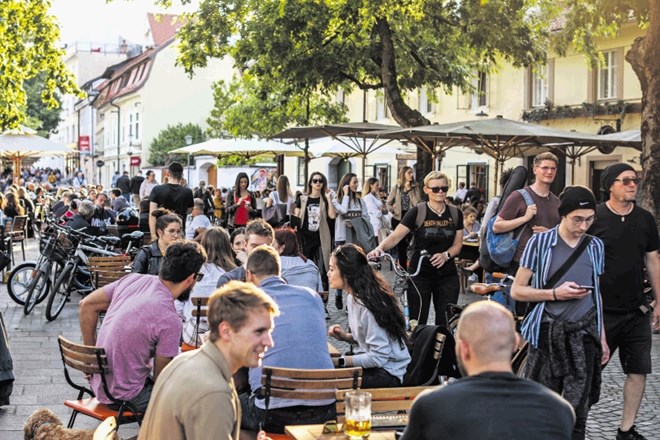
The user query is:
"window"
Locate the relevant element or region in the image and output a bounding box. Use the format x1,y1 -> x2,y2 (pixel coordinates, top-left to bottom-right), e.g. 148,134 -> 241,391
532,68 -> 549,107
471,72 -> 488,109
598,50 -> 618,100
418,89 -> 434,114
297,158 -> 305,186
375,93 -> 388,120
134,112 -> 140,140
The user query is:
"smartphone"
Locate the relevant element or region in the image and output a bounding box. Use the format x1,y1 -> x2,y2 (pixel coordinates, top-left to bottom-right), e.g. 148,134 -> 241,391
577,285 -> 594,290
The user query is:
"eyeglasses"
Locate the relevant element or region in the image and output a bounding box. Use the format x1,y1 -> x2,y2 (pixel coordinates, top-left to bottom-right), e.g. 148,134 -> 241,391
195,273 -> 205,282
613,177 -> 640,186
311,178 -> 324,184
164,228 -> 181,236
538,166 -> 557,173
427,186 -> 449,193
567,215 -> 596,226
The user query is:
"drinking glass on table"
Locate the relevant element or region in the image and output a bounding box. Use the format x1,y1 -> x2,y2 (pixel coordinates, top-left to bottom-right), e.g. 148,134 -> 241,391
344,390 -> 371,439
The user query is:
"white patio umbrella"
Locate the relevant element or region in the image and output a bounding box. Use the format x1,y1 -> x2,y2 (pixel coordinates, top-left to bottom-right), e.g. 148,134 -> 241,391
169,137 -> 304,159
0,130 -> 74,180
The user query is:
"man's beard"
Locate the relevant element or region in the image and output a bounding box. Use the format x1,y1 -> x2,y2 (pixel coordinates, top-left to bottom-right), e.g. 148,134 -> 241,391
178,286 -> 193,302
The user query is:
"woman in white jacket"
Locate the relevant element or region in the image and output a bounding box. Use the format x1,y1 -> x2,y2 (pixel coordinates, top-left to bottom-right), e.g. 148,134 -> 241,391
362,177 -> 388,244
332,172 -> 368,310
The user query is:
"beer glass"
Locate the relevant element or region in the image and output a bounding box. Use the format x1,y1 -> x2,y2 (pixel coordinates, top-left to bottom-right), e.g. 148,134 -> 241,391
344,390 -> 371,439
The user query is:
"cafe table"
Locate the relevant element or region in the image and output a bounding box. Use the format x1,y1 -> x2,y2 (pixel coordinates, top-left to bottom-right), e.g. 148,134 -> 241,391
285,424 -> 396,440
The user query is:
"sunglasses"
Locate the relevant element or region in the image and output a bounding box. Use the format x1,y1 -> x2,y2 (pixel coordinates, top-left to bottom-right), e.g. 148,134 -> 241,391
195,273 -> 205,282
613,177 -> 640,186
427,186 -> 449,193
311,178 -> 324,184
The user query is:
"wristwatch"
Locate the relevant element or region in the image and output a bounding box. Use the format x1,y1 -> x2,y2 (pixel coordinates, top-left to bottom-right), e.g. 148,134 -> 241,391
445,251 -> 451,259
337,357 -> 346,367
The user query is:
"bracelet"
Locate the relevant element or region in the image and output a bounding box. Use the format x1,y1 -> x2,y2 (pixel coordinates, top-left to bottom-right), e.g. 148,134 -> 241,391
552,288 -> 557,301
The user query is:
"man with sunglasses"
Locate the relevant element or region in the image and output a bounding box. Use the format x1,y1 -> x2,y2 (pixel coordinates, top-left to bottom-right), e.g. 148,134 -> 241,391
512,186 -> 608,440
588,163 -> 660,440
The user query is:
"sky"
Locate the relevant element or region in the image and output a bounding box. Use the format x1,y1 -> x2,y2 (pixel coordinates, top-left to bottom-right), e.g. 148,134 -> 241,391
49,0 -> 198,45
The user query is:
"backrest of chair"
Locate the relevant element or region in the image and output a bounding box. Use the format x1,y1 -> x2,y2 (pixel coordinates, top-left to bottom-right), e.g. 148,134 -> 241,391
87,255 -> 132,288
11,215 -> 28,235
191,296 -> 210,318
335,386 -> 430,421
261,367 -> 362,402
58,335 -> 106,377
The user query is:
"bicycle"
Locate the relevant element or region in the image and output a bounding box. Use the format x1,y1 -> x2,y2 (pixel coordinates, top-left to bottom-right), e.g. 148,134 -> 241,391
446,272 -> 529,376
21,221 -> 72,315
45,230 -> 126,321
369,250 -> 429,332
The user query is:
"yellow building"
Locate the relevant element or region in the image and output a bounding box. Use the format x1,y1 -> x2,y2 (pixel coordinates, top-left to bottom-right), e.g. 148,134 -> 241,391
331,23 -> 643,199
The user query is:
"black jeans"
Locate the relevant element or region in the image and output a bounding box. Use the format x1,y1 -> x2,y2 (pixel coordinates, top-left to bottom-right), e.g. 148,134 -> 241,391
407,270 -> 460,326
361,368 -> 401,389
240,392 -> 335,434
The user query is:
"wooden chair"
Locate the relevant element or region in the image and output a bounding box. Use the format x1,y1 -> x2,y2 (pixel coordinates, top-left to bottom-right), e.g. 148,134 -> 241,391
260,366 -> 362,437
5,215 -> 28,264
181,296 -> 209,352
335,386 -> 430,423
57,336 -> 143,432
87,255 -> 132,289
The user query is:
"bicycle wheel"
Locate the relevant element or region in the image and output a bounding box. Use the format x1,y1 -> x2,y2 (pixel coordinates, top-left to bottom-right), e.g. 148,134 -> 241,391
23,269 -> 48,315
7,262 -> 42,306
45,263 -> 76,321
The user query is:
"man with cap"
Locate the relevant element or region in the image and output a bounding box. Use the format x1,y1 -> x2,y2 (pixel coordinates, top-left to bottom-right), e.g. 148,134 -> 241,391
588,164 -> 660,440
512,185 -> 609,440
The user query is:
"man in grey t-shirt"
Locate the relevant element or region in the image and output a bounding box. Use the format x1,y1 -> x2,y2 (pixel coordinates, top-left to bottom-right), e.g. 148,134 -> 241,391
512,186 -> 608,440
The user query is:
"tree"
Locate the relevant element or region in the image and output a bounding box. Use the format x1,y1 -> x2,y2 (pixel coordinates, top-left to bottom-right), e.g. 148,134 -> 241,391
0,0 -> 80,132
172,0 -> 550,181
24,72 -> 63,137
207,73 -> 347,139
149,123 -> 204,166
553,0 -> 660,224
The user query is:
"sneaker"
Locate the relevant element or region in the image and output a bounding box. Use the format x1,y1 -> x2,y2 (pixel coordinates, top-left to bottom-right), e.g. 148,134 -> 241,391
335,292 -> 343,310
617,425 -> 647,440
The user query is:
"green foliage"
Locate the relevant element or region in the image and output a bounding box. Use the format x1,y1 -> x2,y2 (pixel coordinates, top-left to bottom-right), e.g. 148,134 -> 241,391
24,72 -> 63,137
0,0 -> 80,132
216,156 -> 258,167
552,0 -> 649,68
175,0 -> 551,126
206,73 -> 348,139
149,123 -> 204,166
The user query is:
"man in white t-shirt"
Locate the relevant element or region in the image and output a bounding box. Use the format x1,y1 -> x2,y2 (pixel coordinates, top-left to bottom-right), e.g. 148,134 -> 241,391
186,198 -> 212,240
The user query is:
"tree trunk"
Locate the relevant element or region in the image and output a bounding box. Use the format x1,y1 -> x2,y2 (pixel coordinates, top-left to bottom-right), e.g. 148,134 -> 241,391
626,0 -> 660,229
376,17 -> 433,182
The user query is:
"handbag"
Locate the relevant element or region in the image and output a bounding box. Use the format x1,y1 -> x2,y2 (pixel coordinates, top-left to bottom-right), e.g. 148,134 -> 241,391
263,203 -> 287,226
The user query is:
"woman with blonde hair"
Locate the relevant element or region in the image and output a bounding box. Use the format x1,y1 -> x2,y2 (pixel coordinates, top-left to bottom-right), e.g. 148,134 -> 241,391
386,166 -> 422,268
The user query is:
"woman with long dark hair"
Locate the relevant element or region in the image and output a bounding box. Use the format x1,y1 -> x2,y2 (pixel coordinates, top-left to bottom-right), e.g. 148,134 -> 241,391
386,166 -> 422,268
131,209 -> 182,275
226,172 -> 256,230
181,227 -> 238,347
294,172 -> 336,292
328,244 -> 410,388
275,227 -> 323,293
266,175 -> 295,218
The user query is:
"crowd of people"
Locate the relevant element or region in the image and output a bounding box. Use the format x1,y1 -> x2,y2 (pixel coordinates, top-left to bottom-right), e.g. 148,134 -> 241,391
5,156 -> 658,440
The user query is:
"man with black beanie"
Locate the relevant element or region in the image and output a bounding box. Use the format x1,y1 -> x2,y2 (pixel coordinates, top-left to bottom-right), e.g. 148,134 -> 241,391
588,163 -> 660,440
512,185 -> 608,440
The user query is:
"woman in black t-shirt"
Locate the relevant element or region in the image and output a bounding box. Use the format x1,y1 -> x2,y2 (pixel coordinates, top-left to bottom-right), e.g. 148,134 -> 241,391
368,171 -> 464,326
294,172 -> 336,291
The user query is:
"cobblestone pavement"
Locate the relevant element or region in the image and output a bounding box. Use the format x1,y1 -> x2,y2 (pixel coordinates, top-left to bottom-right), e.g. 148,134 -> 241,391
0,240 -> 659,439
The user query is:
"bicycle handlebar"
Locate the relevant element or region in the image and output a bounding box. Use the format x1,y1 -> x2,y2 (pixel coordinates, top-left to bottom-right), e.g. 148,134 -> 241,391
372,250 -> 429,278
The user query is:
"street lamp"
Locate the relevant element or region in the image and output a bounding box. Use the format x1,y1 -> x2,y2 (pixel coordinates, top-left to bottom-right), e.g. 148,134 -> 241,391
184,134 -> 193,183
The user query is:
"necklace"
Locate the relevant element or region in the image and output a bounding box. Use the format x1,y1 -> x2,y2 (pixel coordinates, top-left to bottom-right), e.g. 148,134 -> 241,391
606,201 -> 633,222
427,202 -> 446,217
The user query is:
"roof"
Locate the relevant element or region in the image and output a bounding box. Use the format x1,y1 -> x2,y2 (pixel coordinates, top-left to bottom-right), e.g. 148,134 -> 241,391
92,48 -> 157,108
147,13 -> 184,46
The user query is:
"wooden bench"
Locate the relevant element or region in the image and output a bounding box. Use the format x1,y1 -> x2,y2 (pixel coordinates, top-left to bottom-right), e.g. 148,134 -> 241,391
87,255 -> 132,289
335,386 -> 431,423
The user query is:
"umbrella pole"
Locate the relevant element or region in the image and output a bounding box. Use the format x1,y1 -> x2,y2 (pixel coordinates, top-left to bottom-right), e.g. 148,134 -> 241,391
304,138 -> 310,185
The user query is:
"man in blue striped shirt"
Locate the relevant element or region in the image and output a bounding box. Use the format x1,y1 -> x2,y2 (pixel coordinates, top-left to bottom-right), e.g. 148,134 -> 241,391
511,186 -> 609,440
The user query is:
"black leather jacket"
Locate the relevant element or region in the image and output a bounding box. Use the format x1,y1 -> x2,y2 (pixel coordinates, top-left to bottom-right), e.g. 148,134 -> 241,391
131,241 -> 162,275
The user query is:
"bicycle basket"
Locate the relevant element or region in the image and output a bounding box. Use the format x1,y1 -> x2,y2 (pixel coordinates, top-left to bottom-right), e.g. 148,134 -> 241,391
41,230 -> 77,263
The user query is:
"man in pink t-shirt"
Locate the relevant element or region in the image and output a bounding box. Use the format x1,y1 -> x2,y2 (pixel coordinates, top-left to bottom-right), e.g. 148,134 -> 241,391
79,241 -> 206,412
